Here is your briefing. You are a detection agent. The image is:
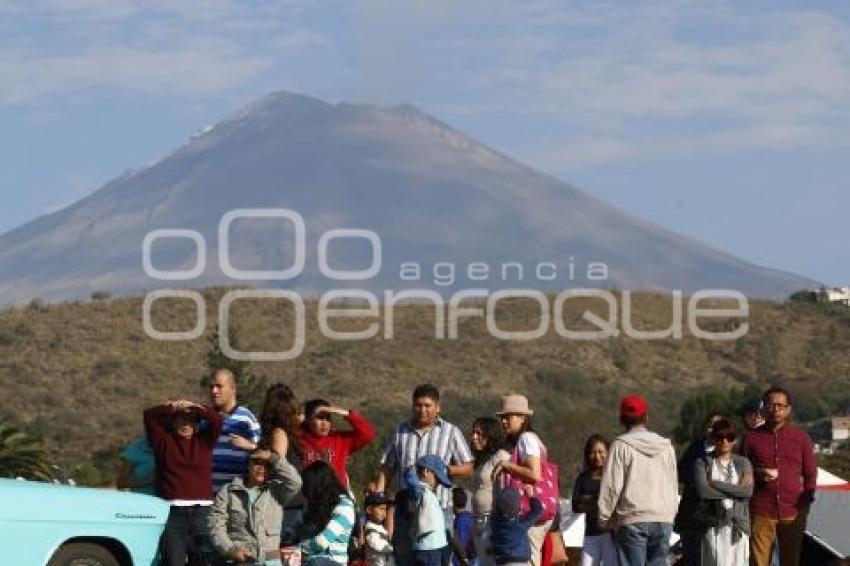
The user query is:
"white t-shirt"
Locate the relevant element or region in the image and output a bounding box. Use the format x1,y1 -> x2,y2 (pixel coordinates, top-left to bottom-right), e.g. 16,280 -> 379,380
516,431 -> 544,460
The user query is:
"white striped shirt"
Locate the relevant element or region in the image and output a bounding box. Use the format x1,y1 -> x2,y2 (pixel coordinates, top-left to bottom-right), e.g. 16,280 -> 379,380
380,418 -> 474,509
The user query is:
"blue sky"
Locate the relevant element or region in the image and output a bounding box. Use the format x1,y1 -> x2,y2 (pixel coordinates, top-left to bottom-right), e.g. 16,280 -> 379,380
1,0 -> 848,285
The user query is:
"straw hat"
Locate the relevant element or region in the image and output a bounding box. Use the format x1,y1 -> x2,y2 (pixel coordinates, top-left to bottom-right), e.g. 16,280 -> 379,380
496,394 -> 534,416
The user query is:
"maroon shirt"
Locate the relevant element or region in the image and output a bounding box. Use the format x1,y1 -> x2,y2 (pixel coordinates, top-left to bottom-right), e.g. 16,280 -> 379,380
144,404 -> 223,501
739,423 -> 816,519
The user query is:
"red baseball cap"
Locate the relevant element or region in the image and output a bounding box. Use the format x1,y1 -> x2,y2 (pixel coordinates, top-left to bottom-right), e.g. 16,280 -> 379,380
620,394 -> 648,418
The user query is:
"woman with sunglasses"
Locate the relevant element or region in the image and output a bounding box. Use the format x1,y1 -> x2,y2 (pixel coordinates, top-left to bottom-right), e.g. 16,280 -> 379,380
692,419 -> 753,566
209,448 -> 303,565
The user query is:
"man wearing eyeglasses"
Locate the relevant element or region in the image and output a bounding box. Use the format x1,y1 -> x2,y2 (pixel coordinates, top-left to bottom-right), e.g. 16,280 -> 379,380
739,386 -> 817,566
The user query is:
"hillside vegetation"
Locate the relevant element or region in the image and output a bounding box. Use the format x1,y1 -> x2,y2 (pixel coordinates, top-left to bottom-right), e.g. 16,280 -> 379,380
1,288 -> 849,488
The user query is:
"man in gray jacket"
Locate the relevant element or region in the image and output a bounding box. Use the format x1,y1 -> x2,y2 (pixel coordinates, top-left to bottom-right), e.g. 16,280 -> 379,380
598,395 -> 678,566
210,447 -> 302,564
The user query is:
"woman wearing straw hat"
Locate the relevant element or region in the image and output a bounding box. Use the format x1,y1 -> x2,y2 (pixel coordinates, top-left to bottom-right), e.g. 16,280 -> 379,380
492,394 -> 554,566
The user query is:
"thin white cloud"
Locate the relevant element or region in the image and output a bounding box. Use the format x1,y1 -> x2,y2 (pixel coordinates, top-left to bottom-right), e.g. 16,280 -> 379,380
0,1 -> 331,104
270,30 -> 332,52
392,2 -> 850,167
0,42 -> 272,104
3,0 -> 849,168
525,121 -> 839,171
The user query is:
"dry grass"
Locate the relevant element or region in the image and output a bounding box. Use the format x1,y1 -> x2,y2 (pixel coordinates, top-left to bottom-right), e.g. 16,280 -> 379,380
2,288 -> 849,486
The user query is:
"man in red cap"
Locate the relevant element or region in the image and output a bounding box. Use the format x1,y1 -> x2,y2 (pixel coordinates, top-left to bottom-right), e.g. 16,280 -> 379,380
598,394 -> 678,566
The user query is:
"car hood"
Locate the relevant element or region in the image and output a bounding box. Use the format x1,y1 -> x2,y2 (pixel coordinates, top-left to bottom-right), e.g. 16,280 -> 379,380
0,478 -> 169,524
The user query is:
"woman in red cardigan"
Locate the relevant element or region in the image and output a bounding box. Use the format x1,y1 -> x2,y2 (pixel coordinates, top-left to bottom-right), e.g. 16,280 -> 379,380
296,398 -> 376,489
144,399 -> 223,566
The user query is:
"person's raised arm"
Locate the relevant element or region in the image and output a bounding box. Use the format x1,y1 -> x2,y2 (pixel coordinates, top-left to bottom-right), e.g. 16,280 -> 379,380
402,466 -> 423,504
266,450 -> 303,506
143,403 -> 172,445
336,408 -> 377,452
198,404 -> 224,444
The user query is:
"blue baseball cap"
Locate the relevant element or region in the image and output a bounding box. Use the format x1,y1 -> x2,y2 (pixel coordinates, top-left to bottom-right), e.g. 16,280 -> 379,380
416,454 -> 453,488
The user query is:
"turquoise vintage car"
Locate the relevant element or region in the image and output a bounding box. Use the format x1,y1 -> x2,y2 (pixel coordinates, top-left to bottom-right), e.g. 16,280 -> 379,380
0,477 -> 168,565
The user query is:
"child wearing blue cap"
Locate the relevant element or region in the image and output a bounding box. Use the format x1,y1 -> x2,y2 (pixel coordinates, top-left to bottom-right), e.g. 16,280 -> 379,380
401,454 -> 454,566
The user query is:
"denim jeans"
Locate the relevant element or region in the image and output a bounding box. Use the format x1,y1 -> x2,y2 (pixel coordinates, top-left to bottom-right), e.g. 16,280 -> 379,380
614,522 -> 672,566
416,546 -> 450,566
581,533 -> 619,566
161,505 -> 211,566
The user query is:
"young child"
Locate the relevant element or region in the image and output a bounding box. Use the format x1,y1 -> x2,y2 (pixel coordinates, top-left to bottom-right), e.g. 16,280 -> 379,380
452,487 -> 477,566
364,491 -> 395,566
489,485 -> 543,565
402,454 -> 453,566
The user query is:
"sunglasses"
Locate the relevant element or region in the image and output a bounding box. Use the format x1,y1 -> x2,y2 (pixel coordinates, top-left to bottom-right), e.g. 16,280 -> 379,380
713,434 -> 736,442
249,457 -> 270,465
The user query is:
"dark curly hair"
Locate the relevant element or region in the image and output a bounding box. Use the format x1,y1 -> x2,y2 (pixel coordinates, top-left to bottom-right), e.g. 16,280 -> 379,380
259,383 -> 301,441
299,460 -> 346,539
471,416 -> 505,467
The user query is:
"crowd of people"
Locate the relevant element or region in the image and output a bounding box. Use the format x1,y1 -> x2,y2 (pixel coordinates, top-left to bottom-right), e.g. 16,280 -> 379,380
119,370 -> 819,566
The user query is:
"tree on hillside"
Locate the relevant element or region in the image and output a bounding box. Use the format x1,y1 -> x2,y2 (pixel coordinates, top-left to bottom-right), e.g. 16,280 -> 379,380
673,385 -> 763,446
203,322 -> 269,413
788,290 -> 817,304
0,422 -> 51,480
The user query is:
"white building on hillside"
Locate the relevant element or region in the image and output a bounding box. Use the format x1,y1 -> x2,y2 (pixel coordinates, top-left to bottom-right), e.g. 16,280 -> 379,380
832,416 -> 850,443
823,287 -> 850,305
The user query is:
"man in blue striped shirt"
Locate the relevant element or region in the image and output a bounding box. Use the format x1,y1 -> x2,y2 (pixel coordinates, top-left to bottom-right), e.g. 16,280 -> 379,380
209,369 -> 262,492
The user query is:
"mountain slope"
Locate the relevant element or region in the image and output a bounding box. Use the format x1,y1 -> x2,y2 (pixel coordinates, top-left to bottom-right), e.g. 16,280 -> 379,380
0,91 -> 817,304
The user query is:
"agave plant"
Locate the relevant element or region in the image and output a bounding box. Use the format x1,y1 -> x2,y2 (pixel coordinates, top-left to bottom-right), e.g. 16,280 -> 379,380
0,422 -> 51,480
